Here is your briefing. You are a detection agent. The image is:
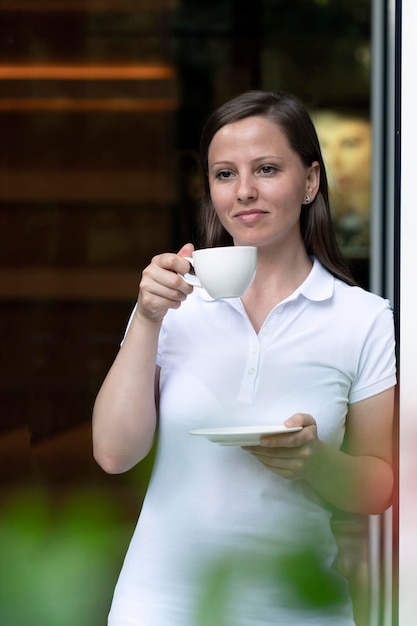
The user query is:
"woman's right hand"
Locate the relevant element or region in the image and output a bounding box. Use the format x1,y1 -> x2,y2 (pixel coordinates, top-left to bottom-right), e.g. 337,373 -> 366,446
136,243 -> 195,323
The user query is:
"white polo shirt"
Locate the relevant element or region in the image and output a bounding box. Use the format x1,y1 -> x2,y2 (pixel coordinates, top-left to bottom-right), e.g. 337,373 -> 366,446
109,258 -> 396,626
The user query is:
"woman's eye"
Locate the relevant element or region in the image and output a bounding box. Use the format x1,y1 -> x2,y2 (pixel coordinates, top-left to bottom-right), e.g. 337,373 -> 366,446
216,170 -> 233,180
259,165 -> 276,175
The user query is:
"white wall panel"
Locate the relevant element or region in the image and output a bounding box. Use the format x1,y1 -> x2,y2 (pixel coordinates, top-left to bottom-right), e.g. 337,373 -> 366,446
398,0 -> 417,624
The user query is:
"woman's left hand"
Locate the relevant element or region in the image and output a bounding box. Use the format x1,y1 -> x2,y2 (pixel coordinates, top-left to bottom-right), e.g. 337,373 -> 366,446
242,413 -> 320,480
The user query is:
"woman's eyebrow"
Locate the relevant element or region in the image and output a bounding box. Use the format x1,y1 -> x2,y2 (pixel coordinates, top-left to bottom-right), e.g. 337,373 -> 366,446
210,155 -> 284,168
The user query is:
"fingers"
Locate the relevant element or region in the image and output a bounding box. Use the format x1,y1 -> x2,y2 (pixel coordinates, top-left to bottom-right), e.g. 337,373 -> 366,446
139,271 -> 186,314
246,445 -> 313,480
284,412 -> 316,429
249,445 -> 310,459
177,242 -> 195,258
254,454 -> 309,478
258,418 -> 315,448
137,247 -> 194,321
259,429 -> 304,448
242,414 -> 318,480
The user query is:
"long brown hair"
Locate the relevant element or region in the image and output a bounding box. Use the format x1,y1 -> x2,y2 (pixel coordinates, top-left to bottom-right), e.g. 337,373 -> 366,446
198,90 -> 356,286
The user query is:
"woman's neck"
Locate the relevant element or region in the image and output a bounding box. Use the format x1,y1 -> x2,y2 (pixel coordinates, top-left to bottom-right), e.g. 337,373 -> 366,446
241,247 -> 312,333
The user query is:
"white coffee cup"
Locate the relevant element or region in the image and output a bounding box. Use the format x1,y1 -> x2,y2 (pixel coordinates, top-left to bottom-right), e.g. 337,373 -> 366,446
182,246 -> 257,299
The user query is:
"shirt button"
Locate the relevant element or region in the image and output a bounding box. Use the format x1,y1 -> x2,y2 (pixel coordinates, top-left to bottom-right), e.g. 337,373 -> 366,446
262,326 -> 270,335
248,367 -> 256,375
251,345 -> 259,354
276,305 -> 284,314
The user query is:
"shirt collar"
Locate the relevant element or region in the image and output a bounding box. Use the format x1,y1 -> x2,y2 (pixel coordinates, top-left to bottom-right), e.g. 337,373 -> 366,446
295,257 -> 335,302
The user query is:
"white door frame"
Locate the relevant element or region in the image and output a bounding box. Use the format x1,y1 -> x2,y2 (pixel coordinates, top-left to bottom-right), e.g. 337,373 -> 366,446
398,0 -> 417,624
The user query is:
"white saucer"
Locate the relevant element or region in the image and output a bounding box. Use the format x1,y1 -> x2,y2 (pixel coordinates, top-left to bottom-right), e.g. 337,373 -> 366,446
189,425 -> 302,446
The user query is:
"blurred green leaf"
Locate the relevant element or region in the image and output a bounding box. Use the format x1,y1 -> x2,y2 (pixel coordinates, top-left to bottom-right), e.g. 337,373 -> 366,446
0,488 -> 132,626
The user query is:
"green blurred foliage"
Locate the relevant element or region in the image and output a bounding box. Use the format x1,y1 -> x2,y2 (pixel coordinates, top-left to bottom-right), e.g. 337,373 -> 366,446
0,483 -> 357,626
0,488 -> 132,626
194,544 -> 347,625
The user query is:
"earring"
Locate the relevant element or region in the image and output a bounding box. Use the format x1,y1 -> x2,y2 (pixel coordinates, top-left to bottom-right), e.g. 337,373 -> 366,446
305,194 -> 311,203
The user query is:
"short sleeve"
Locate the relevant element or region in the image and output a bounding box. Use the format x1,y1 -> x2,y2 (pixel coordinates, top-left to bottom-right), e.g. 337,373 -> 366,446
349,301 -> 397,404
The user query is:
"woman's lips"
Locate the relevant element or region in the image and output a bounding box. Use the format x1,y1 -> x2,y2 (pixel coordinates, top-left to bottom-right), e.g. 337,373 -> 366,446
234,209 -> 267,223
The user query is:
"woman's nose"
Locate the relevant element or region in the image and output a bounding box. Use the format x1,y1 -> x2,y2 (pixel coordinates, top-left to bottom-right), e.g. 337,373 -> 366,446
237,175 -> 258,202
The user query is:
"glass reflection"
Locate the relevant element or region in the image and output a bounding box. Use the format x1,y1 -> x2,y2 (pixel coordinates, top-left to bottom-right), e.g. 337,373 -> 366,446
313,109 -> 372,260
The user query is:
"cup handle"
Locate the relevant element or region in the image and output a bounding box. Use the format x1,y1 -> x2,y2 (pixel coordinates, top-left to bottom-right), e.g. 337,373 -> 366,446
181,257 -> 202,288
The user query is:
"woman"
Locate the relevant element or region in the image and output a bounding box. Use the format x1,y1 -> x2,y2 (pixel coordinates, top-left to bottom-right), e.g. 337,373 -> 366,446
93,91 -> 396,625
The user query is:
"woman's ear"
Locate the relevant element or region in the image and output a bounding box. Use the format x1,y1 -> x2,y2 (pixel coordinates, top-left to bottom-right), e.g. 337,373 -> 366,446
305,161 -> 320,202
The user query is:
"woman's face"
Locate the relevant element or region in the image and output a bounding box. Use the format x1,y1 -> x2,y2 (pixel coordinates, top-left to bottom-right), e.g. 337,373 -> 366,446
207,116 -> 319,251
